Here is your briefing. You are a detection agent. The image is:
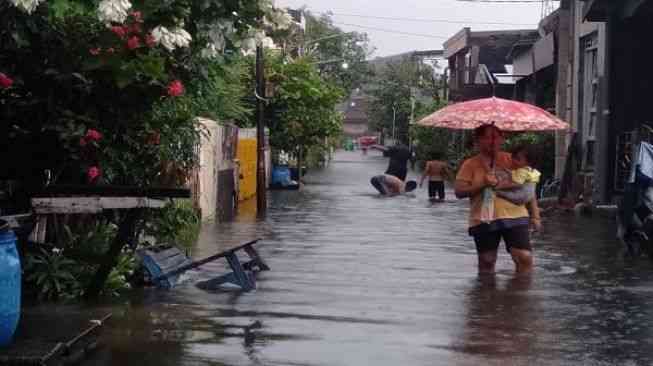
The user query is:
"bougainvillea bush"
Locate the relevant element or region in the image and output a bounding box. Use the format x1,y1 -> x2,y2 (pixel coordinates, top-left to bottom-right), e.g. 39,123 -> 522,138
0,0 -> 293,299
0,0 -> 292,199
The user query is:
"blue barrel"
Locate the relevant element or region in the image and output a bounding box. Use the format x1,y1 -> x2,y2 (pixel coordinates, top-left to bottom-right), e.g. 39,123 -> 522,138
271,165 -> 292,186
0,220 -> 20,347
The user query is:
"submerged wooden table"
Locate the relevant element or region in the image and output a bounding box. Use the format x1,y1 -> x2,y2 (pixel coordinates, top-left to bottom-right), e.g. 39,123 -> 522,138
30,185 -> 190,299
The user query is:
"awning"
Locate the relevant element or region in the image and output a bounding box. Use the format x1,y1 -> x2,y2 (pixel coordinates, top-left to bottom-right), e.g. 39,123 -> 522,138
533,33 -> 555,72
584,0 -> 649,21
583,0 -> 608,21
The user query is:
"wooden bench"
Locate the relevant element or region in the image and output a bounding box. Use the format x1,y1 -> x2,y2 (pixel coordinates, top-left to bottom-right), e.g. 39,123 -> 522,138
30,185 -> 190,299
138,238 -> 269,291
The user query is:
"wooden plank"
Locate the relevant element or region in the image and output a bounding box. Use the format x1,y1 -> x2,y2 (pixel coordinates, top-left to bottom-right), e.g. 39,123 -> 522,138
443,28 -> 470,59
33,185 -> 190,198
156,255 -> 192,272
146,247 -> 186,262
244,245 -> 270,271
152,239 -> 260,282
0,214 -> 32,229
31,197 -> 167,214
32,215 -> 48,243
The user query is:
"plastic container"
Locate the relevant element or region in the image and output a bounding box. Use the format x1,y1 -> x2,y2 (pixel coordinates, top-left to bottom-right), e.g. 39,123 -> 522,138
271,165 -> 292,187
0,220 -> 20,347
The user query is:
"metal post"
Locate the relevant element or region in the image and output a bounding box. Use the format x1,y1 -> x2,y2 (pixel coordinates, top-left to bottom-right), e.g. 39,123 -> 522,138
256,45 -> 267,215
392,105 -> 396,144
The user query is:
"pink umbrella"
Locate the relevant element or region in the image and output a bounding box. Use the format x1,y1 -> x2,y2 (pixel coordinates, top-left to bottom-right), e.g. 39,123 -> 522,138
417,97 -> 568,131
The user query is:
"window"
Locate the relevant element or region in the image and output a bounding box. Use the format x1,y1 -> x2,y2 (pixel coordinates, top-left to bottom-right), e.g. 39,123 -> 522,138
579,33 -> 599,168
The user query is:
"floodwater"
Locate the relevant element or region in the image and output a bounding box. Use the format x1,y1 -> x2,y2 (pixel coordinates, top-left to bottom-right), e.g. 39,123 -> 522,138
90,150 -> 653,366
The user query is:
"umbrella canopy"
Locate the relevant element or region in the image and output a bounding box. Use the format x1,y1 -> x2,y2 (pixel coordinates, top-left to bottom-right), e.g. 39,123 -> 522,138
417,97 -> 569,131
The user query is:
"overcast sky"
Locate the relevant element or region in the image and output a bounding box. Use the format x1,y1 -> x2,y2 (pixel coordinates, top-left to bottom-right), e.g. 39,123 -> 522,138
276,0 -> 558,57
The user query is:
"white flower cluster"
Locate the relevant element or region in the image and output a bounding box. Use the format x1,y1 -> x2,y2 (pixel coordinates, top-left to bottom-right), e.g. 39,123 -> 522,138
9,0 -> 45,14
98,0 -> 132,24
239,29 -> 277,56
265,8 -> 293,31
199,19 -> 236,59
151,26 -> 192,51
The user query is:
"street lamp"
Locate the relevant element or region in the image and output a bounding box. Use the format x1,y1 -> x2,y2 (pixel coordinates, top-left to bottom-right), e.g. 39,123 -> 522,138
312,58 -> 350,68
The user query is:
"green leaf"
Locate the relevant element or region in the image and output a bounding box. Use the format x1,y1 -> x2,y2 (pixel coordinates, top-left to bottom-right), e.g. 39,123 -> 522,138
82,57 -> 106,71
115,73 -> 133,89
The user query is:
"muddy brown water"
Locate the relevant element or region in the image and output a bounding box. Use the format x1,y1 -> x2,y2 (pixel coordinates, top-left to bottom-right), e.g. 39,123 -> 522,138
87,150 -> 653,366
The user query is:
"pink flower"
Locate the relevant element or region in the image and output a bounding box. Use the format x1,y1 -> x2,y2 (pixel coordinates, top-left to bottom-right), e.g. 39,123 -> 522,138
87,166 -> 101,183
130,11 -> 143,22
166,80 -> 184,97
111,26 -> 128,39
0,73 -> 13,89
85,129 -> 102,141
79,137 -> 87,147
89,48 -> 101,55
127,36 -> 141,50
106,47 -> 116,54
145,34 -> 156,48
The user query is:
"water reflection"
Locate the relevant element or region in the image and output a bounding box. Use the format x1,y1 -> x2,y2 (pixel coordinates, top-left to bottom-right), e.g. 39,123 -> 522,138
455,274 -> 541,363
82,151 -> 653,366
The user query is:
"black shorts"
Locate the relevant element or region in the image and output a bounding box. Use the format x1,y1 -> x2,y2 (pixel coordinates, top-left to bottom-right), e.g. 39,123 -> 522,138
428,181 -> 445,200
471,225 -> 531,253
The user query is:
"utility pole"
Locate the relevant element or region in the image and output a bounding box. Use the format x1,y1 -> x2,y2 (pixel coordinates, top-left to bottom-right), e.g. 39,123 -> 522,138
392,104 -> 397,144
256,44 -> 267,216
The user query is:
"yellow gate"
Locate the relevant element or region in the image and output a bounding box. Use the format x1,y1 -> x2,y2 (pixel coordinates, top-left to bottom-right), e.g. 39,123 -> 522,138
237,138 -> 257,201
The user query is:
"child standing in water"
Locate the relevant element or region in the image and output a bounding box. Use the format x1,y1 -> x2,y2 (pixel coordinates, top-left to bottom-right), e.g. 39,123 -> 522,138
419,152 -> 450,201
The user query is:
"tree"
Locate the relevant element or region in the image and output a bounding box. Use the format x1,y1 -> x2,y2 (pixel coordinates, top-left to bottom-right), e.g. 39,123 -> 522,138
276,11 -> 373,96
265,56 -> 344,174
410,100 -> 456,166
367,58 -> 439,145
0,0 -> 291,193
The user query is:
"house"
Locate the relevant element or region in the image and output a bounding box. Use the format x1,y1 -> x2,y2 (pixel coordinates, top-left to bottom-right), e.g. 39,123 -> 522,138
578,0 -> 653,204
341,89 -> 372,139
443,28 -> 539,102
537,0 -> 653,205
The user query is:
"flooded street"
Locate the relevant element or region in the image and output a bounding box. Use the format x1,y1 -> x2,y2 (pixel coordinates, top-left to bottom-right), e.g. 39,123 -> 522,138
90,150 -> 653,366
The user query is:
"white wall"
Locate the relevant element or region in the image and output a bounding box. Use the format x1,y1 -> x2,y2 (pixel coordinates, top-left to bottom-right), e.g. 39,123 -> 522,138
197,118 -> 221,221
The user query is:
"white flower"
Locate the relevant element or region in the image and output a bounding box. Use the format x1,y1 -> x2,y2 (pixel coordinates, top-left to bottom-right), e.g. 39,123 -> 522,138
9,0 -> 45,14
98,0 -> 132,24
201,44 -> 220,59
152,26 -> 192,51
267,9 -> 293,31
198,19 -> 233,55
259,0 -> 274,13
240,38 -> 257,56
239,34 -> 277,56
254,30 -> 267,45
261,37 -> 277,49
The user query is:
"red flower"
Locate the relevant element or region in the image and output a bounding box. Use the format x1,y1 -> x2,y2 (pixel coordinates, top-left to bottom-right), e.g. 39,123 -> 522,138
111,26 -> 128,39
166,80 -> 184,97
87,166 -> 101,183
89,47 -> 101,56
85,129 -> 102,141
127,36 -> 141,50
129,23 -> 142,34
0,73 -> 13,89
145,34 -> 156,47
79,137 -> 87,147
147,131 -> 161,145
130,11 -> 143,23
